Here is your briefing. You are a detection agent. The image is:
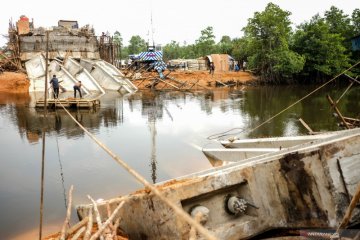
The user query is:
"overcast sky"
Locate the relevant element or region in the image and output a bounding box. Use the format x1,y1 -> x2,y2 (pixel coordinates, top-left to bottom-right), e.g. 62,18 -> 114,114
1,0 -> 358,47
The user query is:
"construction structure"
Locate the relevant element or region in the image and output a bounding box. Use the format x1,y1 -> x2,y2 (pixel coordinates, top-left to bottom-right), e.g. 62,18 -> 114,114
6,16 -> 137,100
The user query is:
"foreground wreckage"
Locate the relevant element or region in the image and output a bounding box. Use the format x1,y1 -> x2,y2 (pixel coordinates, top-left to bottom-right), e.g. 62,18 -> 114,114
77,128 -> 360,239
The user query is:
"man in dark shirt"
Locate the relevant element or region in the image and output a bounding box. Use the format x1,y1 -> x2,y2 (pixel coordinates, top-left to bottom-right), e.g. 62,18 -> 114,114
49,75 -> 60,99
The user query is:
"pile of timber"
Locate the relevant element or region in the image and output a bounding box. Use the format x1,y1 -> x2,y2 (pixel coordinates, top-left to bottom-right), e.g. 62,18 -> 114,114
125,66 -> 210,91
45,186 -> 128,240
0,51 -> 23,73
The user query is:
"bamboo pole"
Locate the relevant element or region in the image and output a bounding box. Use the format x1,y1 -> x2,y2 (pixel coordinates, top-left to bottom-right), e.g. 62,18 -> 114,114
70,226 -> 86,240
60,185 -> 74,240
298,118 -> 314,134
83,208 -> 93,240
89,201 -> 125,240
39,30 -> 50,240
155,77 -> 180,89
336,81 -> 354,104
336,183 -> 360,233
88,195 -> 105,240
215,80 -> 228,87
106,202 -> 115,232
57,101 -> 218,240
327,95 -> 350,129
112,218 -> 120,238
67,216 -> 89,236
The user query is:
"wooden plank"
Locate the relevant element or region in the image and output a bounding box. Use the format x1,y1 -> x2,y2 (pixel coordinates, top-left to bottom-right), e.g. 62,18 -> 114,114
298,118 -> 314,134
327,95 -> 351,129
155,78 -> 180,89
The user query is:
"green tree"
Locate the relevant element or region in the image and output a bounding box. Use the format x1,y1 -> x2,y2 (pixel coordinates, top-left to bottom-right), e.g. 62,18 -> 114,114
195,26 -> 216,57
292,15 -> 350,81
113,31 -> 123,59
128,35 -> 147,55
163,40 -> 182,61
325,6 -> 354,39
352,9 -> 360,33
243,3 -> 304,83
231,37 -> 251,64
218,35 -> 233,54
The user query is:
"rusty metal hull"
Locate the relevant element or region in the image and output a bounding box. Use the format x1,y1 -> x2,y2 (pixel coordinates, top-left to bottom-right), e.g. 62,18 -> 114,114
76,128 -> 360,239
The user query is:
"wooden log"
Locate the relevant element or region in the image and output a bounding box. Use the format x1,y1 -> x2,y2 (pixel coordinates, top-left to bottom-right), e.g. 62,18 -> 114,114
344,74 -> 360,85
155,78 -> 180,89
215,80 -> 228,87
88,195 -> 105,240
298,118 -> 314,135
89,201 -> 125,240
327,95 -> 351,129
336,183 -> 360,232
83,208 -> 93,240
336,81 -> 354,104
106,202 -> 115,231
343,116 -> 360,123
67,216 -> 89,236
60,185 -> 74,240
112,218 -> 120,238
71,226 -> 86,240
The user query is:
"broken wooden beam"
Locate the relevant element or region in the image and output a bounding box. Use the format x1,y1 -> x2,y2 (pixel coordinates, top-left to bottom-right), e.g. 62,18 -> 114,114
298,118 -> 314,135
327,95 -> 351,129
155,78 -> 180,89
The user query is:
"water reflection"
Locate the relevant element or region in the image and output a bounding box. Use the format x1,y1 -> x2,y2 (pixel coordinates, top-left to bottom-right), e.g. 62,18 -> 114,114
0,84 -> 359,239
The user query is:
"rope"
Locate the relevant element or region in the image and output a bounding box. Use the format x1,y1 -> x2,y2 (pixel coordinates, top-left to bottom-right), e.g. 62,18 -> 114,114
55,100 -> 217,240
207,61 -> 360,141
54,112 -> 68,211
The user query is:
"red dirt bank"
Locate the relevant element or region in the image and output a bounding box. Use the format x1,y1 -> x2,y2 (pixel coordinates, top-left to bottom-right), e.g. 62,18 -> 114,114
0,72 -> 29,93
0,70 -> 255,93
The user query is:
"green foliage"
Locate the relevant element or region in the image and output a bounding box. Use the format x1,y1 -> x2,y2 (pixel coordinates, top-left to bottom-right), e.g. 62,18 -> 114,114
113,31 -> 123,46
292,16 -> 350,81
163,41 -> 182,60
118,4 -> 358,83
218,35 -> 233,54
242,3 -> 304,83
128,35 -> 147,54
113,31 -> 123,59
231,37 -> 250,63
352,9 -> 360,33
194,26 -> 216,56
325,6 -> 354,39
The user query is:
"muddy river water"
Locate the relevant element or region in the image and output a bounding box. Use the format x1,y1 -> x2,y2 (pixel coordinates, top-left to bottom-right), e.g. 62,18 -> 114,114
0,84 -> 358,239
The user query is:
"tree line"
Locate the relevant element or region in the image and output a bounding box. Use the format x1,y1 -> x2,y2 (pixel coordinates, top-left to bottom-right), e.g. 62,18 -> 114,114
114,3 -> 360,83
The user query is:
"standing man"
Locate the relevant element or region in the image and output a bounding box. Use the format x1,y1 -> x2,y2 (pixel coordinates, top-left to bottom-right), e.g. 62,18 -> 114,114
50,74 -> 60,99
73,81 -> 82,98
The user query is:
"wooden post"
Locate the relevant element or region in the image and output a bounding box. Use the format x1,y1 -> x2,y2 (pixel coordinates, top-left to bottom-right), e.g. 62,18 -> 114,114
44,30 -> 49,112
326,95 -> 350,129
336,183 -> 360,233
298,118 -> 314,135
155,78 -> 180,89
39,29 -> 50,240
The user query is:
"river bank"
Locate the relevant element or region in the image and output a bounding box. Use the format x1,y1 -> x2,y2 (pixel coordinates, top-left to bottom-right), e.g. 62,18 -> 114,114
132,70 -> 255,89
0,70 -> 255,93
0,72 -> 29,93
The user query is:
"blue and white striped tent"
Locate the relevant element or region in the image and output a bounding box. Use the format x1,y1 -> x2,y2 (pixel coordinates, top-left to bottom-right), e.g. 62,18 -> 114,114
138,51 -> 163,61
154,60 -> 167,71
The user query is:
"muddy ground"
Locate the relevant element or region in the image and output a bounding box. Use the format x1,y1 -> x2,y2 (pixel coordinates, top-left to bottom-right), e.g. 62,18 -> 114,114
0,70 -> 255,93
133,70 -> 255,90
0,72 -> 29,93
